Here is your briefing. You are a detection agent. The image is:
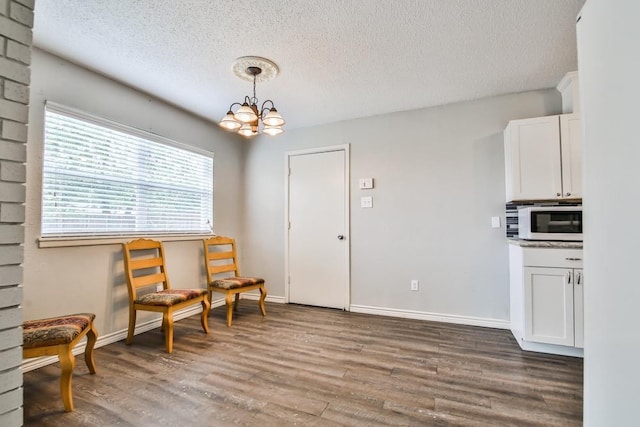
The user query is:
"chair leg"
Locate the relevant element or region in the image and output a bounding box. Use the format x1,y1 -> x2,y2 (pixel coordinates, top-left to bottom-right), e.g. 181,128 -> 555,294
161,313 -> 167,332
58,344 -> 76,412
225,293 -> 234,327
233,293 -> 240,312
84,322 -> 98,374
259,285 -> 267,317
164,313 -> 174,353
126,307 -> 136,345
200,298 -> 210,334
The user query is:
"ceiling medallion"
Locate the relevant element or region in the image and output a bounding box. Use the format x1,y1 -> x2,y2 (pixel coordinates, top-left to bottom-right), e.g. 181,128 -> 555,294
231,56 -> 279,83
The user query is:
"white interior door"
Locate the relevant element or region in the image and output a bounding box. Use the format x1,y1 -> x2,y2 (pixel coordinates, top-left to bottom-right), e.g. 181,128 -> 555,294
287,146 -> 349,309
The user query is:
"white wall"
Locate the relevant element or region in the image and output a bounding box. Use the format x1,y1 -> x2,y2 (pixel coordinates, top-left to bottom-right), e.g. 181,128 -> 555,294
577,1 -> 640,424
23,49 -> 244,336
241,90 -> 561,324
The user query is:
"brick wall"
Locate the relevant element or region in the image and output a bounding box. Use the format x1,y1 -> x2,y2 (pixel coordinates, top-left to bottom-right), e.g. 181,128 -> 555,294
0,0 -> 33,425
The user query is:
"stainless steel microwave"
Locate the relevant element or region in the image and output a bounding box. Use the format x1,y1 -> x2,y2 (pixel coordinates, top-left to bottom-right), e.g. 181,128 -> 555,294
518,206 -> 583,241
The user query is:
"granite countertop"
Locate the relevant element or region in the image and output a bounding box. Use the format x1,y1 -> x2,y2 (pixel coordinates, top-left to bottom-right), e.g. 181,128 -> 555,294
507,239 -> 583,249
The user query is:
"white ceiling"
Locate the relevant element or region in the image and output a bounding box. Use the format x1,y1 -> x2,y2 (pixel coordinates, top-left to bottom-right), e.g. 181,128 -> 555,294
33,0 -> 586,131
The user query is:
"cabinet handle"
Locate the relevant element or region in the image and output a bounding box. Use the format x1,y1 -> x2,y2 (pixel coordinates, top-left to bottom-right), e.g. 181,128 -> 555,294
556,192 -> 562,197
565,257 -> 582,261
576,272 -> 582,285
567,272 -> 571,285
566,192 -> 571,196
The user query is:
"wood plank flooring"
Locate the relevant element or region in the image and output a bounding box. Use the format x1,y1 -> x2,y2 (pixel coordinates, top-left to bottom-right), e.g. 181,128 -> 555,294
23,302 -> 583,426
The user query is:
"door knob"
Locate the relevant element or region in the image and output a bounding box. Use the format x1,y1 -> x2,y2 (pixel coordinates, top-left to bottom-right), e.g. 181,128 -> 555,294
337,235 -> 345,240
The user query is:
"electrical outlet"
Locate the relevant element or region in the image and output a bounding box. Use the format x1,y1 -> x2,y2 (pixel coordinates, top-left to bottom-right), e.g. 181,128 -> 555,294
156,284 -> 163,291
411,280 -> 419,291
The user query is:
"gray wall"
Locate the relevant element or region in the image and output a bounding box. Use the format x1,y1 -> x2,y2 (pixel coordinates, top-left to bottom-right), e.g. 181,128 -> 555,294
0,0 -> 33,425
578,1 -> 640,424
22,49 -> 243,338
241,90 -> 561,324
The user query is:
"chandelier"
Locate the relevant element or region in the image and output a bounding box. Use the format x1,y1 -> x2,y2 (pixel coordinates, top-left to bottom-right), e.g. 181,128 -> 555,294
219,56 -> 285,137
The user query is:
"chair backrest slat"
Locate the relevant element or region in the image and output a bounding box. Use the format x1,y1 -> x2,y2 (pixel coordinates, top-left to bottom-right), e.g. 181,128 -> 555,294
130,272 -> 166,289
206,250 -> 234,261
209,264 -> 237,275
203,236 -> 240,284
130,256 -> 163,270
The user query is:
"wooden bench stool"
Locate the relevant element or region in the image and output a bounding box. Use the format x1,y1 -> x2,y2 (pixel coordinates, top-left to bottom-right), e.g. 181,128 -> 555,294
23,313 -> 98,412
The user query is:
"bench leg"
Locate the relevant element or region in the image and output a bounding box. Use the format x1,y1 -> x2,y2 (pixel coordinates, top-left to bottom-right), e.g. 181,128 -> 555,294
200,298 -> 210,334
84,322 -> 98,374
58,344 -> 76,412
259,286 -> 267,317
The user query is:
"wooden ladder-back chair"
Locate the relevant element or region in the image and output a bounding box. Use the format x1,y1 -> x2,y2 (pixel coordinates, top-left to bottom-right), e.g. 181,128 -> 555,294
122,238 -> 210,353
203,236 -> 267,327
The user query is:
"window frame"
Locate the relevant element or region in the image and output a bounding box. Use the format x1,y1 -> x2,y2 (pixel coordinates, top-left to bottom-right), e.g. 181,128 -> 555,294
38,102 -> 215,248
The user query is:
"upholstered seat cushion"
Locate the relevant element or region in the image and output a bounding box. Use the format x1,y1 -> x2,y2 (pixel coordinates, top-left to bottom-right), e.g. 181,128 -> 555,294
23,313 -> 96,349
211,276 -> 265,290
135,289 -> 206,306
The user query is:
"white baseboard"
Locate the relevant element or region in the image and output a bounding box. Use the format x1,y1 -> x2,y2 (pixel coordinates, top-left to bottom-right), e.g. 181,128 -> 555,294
21,299 -> 226,373
349,304 -> 510,330
239,293 -> 285,304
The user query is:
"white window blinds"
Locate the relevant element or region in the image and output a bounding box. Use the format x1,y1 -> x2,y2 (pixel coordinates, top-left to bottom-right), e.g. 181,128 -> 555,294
42,104 -> 214,238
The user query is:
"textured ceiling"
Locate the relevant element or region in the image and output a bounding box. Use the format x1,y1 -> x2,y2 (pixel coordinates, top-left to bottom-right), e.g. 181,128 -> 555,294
33,0 -> 586,130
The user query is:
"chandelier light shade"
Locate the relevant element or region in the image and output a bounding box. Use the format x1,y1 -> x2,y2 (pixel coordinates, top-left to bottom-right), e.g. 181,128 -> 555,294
219,56 -> 285,137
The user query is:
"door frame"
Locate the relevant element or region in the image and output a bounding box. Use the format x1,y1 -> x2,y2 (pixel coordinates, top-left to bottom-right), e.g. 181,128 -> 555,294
284,144 -> 351,309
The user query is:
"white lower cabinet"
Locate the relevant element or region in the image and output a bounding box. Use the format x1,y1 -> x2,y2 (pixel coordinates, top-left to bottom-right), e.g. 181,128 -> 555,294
509,245 -> 584,356
573,268 -> 584,348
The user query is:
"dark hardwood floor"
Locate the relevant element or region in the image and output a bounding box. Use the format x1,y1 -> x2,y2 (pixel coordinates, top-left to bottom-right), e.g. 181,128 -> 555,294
23,302 -> 583,426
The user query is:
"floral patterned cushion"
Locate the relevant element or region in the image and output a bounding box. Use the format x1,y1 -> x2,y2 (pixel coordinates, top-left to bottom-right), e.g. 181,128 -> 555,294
136,289 -> 206,306
211,276 -> 265,290
23,313 -> 95,349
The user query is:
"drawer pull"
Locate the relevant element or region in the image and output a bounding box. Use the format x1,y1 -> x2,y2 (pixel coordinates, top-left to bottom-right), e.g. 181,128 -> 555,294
565,257 -> 582,261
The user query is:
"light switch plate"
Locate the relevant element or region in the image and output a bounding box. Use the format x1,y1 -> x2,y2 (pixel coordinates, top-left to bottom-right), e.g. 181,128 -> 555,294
359,178 -> 374,189
361,196 -> 373,208
491,216 -> 501,228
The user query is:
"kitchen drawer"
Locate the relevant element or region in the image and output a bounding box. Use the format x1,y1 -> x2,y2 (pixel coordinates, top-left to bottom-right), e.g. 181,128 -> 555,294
522,247 -> 583,268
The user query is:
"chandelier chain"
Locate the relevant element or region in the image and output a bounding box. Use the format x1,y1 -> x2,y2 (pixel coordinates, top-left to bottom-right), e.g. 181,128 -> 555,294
252,74 -> 257,104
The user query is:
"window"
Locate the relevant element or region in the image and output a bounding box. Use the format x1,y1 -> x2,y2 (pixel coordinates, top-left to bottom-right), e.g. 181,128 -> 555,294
41,103 -> 213,239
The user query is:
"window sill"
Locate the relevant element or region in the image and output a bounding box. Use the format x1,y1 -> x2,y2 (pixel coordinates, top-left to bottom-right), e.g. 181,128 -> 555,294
37,234 -> 216,248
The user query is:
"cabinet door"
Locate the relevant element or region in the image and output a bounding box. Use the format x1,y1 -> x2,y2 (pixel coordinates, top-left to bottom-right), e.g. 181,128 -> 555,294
505,116 -> 562,201
560,114 -> 582,199
524,267 -> 575,346
574,268 -> 584,348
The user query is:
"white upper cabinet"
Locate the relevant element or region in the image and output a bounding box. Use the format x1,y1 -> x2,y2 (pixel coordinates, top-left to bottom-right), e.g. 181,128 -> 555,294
504,114 -> 582,202
560,114 -> 582,199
